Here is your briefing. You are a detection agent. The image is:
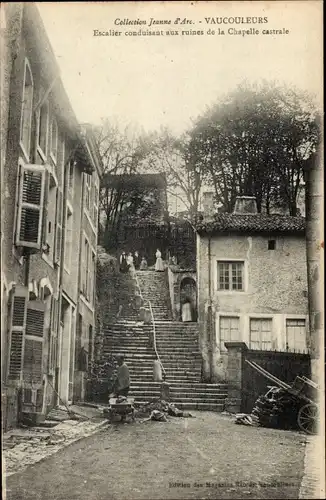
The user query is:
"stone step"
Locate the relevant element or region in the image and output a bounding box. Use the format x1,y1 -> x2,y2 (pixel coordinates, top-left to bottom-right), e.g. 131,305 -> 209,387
130,388 -> 227,398
131,394 -> 226,404
133,400 -> 225,411
130,382 -> 227,388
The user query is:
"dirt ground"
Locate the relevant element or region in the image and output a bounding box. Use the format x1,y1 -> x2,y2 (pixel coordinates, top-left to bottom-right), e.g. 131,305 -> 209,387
4,412 -> 306,500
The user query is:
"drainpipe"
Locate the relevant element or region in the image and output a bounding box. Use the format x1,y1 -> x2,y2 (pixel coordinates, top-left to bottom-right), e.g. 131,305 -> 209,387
56,147 -> 72,403
207,234 -> 214,381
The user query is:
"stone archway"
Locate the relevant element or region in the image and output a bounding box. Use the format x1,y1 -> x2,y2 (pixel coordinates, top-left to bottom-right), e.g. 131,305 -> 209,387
180,277 -> 197,322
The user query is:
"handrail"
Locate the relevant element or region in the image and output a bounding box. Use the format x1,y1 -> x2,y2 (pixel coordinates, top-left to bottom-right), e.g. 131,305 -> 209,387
133,269 -> 166,379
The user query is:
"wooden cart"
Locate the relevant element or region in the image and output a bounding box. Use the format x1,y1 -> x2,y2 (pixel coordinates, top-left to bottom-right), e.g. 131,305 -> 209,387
246,360 -> 319,435
106,398 -> 135,423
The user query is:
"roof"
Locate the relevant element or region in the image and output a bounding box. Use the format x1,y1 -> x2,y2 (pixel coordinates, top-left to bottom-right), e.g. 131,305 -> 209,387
23,4 -> 99,174
196,214 -> 306,235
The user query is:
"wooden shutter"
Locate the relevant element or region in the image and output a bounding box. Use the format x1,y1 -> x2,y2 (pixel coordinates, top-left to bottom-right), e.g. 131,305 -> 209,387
23,301 -> 45,385
16,164 -> 46,249
41,169 -> 50,248
54,189 -> 63,265
8,286 -> 29,381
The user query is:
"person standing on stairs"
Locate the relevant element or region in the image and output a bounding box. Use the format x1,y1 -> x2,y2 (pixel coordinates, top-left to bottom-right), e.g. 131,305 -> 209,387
134,251 -> 140,269
127,252 -> 135,272
120,252 -> 128,273
113,355 -> 130,398
182,299 -> 193,322
155,249 -> 164,271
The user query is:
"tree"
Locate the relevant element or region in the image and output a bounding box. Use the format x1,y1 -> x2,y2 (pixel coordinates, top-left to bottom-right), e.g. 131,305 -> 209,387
151,128 -> 206,218
94,120 -> 158,251
187,82 -> 320,214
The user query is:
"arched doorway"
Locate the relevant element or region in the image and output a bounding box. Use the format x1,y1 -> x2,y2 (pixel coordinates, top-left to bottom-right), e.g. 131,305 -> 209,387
180,277 -> 197,322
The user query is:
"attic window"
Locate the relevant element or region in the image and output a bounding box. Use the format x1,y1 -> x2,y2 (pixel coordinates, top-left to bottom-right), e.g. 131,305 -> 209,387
268,240 -> 276,250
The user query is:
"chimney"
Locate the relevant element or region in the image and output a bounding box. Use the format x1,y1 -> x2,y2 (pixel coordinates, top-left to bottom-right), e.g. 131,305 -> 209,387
202,191 -> 215,216
233,196 -> 258,214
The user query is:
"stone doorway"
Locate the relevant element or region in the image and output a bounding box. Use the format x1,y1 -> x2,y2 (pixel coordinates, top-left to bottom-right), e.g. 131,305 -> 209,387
180,277 -> 197,322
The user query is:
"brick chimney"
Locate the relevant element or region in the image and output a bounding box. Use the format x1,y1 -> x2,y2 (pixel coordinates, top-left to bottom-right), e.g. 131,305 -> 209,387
202,191 -> 215,216
233,196 -> 258,214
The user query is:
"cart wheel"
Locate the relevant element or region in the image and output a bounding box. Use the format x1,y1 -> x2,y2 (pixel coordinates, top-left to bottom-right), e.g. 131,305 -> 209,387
298,403 -> 319,435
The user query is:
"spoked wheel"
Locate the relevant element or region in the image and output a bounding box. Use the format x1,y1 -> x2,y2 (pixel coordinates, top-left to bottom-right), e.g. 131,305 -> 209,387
297,403 -> 319,434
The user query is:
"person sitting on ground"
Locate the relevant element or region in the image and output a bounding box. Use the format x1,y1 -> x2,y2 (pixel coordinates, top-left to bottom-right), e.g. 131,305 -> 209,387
114,355 -> 130,398
139,256 -> 148,270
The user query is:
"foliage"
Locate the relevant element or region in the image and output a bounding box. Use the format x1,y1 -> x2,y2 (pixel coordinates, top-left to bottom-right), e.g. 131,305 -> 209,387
187,82 -> 320,214
150,128 -> 206,218
95,120 -> 160,252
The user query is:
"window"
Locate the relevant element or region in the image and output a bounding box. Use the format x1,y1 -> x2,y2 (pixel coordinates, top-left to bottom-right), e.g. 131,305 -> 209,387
44,173 -> 58,260
20,60 -> 33,158
219,316 -> 240,351
38,102 -> 49,157
54,189 -> 63,265
286,319 -> 306,351
84,174 -> 92,213
64,206 -> 73,272
249,318 -> 273,350
93,176 -> 99,226
16,163 -> 46,249
82,237 -> 95,304
82,237 -> 90,298
268,240 -> 276,250
217,261 -> 244,291
50,118 -> 58,162
67,160 -> 75,199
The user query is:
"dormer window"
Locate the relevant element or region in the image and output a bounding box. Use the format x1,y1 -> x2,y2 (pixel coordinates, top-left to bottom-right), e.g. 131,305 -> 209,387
20,59 -> 34,159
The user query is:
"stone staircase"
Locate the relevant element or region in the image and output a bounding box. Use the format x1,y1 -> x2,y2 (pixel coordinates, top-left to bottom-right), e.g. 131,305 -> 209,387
100,270 -> 228,411
135,270 -> 172,320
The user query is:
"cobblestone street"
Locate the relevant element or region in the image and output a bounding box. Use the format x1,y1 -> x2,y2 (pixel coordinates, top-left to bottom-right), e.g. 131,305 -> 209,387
4,412 -> 315,500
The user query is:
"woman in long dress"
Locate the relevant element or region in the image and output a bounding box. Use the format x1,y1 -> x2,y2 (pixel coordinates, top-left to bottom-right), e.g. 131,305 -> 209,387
182,300 -> 192,322
127,252 -> 135,271
155,249 -> 164,272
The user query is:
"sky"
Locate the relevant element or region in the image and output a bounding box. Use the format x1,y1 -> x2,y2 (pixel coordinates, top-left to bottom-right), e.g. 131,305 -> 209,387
37,1 -> 322,136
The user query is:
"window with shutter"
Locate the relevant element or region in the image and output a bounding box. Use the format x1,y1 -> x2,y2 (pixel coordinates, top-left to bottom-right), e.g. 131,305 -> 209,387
54,189 -> 63,265
64,205 -> 73,272
16,164 -> 46,249
249,318 -> 273,350
44,172 -> 57,259
93,177 -> 99,227
22,386 -> 44,413
8,286 -> 29,381
23,301 -> 45,385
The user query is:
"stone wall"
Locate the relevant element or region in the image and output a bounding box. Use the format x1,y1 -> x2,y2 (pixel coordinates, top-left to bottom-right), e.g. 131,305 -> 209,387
224,342 -> 311,414
197,233 -> 309,382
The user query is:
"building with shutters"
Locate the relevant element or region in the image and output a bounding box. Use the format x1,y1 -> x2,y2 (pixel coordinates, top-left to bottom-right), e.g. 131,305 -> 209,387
1,3 -> 103,430
195,196 -> 309,382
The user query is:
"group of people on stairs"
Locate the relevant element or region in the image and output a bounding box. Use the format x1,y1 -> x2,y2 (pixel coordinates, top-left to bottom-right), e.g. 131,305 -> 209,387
119,249 -> 165,273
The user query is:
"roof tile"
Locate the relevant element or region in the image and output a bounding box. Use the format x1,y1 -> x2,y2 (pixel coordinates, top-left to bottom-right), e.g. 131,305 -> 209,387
196,214 -> 305,235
